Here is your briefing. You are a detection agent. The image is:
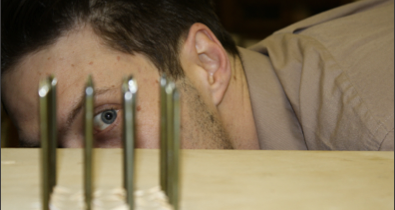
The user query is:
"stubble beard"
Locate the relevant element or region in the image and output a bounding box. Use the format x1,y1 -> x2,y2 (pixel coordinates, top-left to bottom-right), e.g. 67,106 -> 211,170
178,79 -> 233,149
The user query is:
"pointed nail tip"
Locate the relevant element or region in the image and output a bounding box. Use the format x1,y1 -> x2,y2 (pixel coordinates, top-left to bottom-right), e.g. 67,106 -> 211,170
86,75 -> 93,86
85,86 -> 94,96
128,77 -> 138,93
38,79 -> 50,97
122,77 -> 129,93
165,81 -> 176,93
160,80 -> 167,87
50,76 -> 57,86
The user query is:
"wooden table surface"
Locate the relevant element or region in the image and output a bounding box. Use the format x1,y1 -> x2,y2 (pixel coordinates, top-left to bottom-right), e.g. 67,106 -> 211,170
1,149 -> 394,210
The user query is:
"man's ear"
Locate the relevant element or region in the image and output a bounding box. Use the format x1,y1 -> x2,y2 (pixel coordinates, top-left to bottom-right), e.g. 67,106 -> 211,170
181,23 -> 231,106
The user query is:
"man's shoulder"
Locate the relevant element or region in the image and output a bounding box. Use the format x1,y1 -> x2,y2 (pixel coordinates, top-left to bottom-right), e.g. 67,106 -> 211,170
243,0 -> 394,151
273,0 -> 393,36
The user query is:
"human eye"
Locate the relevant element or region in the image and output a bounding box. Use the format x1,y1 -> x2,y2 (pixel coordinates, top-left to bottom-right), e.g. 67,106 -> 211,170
92,106 -> 123,147
93,109 -> 119,131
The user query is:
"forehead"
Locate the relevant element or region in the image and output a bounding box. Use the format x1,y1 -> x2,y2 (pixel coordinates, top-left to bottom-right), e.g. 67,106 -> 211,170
2,27 -> 160,144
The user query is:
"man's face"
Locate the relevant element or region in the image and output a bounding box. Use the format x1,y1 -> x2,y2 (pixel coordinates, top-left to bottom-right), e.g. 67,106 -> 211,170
2,27 -> 232,149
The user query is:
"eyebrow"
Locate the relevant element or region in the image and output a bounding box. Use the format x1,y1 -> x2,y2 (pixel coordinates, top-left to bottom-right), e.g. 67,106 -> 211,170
59,87 -> 118,139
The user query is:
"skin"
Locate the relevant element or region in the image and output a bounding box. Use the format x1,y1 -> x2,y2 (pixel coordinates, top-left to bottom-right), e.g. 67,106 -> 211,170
1,23 -> 260,149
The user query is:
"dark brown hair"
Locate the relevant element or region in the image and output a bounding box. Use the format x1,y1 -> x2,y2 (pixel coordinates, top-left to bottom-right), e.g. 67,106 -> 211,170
1,0 -> 239,79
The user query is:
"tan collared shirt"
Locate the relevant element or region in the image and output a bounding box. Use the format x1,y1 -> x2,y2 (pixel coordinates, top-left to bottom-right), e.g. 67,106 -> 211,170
241,0 -> 394,150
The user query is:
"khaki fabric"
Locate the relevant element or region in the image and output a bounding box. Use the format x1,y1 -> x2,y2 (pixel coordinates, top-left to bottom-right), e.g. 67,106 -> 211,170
241,0 -> 394,150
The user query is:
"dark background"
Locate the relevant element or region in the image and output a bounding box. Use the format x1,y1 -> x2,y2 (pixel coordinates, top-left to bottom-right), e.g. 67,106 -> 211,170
213,0 -> 356,47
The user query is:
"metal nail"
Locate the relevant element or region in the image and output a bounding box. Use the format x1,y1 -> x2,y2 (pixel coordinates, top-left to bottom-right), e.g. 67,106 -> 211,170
84,75 -> 94,210
48,76 -> 57,192
122,76 -> 137,209
39,78 -> 51,210
165,81 -> 175,204
160,74 -> 168,195
165,80 -> 180,209
172,87 -> 181,210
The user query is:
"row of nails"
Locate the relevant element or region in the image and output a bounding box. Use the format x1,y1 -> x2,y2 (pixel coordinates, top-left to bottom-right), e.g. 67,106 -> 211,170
39,75 -> 180,210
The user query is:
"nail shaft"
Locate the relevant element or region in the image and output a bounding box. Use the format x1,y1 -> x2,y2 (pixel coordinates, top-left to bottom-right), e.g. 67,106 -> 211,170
171,88 -> 181,210
165,81 -> 175,204
84,76 -> 94,210
48,76 -> 57,191
160,75 -> 168,194
165,81 -> 180,209
39,79 -> 51,210
123,76 -> 137,209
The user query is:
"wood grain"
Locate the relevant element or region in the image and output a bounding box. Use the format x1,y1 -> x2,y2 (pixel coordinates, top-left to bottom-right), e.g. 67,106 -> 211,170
1,149 -> 393,210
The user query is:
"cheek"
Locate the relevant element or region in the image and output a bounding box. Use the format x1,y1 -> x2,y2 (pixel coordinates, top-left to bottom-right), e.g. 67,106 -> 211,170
135,105 -> 160,148
60,115 -> 85,148
61,133 -> 84,148
134,83 -> 160,149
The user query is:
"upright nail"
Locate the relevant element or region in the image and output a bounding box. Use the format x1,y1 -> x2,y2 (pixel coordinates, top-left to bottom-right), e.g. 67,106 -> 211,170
84,75 -> 94,210
160,74 -> 168,195
48,76 -> 57,192
122,76 -> 137,209
39,78 -> 51,210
